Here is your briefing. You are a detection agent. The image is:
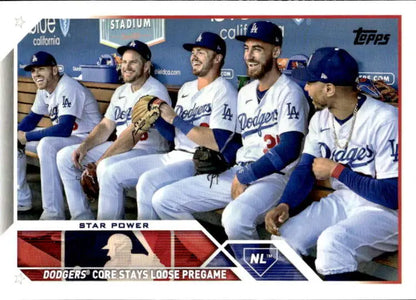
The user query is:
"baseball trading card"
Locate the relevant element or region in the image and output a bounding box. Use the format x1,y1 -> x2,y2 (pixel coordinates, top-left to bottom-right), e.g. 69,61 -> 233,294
1,1 -> 415,299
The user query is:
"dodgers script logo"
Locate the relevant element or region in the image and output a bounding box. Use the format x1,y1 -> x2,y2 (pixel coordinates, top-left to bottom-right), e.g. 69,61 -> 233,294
59,19 -> 70,37
320,138 -> 398,167
320,142 -> 375,168
114,106 -> 132,122
175,103 -> 212,122
238,109 -> 278,137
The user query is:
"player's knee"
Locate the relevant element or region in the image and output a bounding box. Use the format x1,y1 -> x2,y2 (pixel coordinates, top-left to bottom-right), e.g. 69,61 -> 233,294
317,226 -> 347,255
277,219 -> 306,251
151,188 -> 170,215
37,137 -> 57,159
136,172 -> 148,196
96,159 -> 117,184
315,226 -> 356,274
136,171 -> 162,220
279,227 -> 308,255
222,203 -> 249,237
136,170 -> 150,187
136,170 -> 158,195
56,147 -> 73,170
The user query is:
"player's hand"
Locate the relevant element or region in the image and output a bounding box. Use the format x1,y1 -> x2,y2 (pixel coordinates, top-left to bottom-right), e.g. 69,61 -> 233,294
265,203 -> 290,236
159,103 -> 177,124
231,175 -> 248,200
72,144 -> 87,170
312,158 -> 338,180
18,130 -> 27,145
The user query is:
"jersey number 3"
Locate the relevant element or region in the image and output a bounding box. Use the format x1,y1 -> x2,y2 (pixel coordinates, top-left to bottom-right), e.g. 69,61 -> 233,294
263,134 -> 280,153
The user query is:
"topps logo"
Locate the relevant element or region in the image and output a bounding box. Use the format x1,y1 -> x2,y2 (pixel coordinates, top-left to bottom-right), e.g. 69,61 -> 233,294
353,27 -> 390,45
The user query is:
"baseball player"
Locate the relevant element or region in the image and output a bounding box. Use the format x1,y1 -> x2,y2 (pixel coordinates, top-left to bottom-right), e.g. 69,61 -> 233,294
265,47 -> 398,280
56,40 -> 171,220
17,51 -> 102,220
91,32 -> 237,220
143,21 -> 310,240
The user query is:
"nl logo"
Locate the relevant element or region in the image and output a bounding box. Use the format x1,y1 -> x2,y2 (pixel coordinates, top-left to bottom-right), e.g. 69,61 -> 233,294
243,247 -> 279,277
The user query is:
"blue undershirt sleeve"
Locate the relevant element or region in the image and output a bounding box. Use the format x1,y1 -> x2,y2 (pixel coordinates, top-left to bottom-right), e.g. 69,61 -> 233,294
219,132 -> 242,165
337,167 -> 398,210
279,153 -> 316,211
213,129 -> 233,151
154,117 -> 175,142
18,111 -> 44,132
172,116 -> 194,135
236,131 -> 304,184
25,115 -> 76,142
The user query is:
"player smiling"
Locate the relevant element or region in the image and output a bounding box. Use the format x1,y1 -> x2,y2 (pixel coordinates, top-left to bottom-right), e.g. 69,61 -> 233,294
17,51 -> 102,219
144,21 -> 310,241
57,40 -> 171,220
265,47 -> 398,280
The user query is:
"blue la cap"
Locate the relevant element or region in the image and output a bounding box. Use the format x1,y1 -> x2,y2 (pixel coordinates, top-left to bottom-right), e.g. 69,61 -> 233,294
292,47 -> 359,86
236,21 -> 282,46
24,51 -> 57,71
183,32 -> 226,57
117,40 -> 151,61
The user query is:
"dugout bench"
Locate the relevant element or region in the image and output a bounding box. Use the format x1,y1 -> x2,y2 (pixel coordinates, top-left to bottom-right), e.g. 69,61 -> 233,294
17,76 -> 399,281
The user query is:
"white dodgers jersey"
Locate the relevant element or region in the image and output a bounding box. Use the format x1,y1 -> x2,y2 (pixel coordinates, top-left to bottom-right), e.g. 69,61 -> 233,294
104,76 -> 172,152
236,74 -> 309,173
31,74 -> 102,135
303,95 -> 398,190
173,76 -> 237,153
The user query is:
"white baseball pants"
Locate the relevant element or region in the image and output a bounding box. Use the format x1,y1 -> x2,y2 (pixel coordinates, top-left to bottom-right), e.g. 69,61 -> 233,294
17,135 -> 86,220
57,142 -> 152,220
134,150 -> 196,220
275,189 -> 398,275
58,148 -> 191,220
143,165 -> 289,240
94,148 -> 180,220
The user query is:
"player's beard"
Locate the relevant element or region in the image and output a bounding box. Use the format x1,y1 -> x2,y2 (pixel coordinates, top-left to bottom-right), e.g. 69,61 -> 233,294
192,58 -> 214,77
34,77 -> 50,90
246,56 -> 274,79
122,67 -> 144,84
313,104 -> 326,111
311,98 -> 327,111
32,67 -> 56,91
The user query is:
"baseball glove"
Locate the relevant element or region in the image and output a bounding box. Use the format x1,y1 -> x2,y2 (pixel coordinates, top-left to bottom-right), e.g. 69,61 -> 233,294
18,140 -> 25,155
80,162 -> 99,201
357,78 -> 398,103
373,79 -> 398,102
131,95 -> 165,142
193,146 -> 230,175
